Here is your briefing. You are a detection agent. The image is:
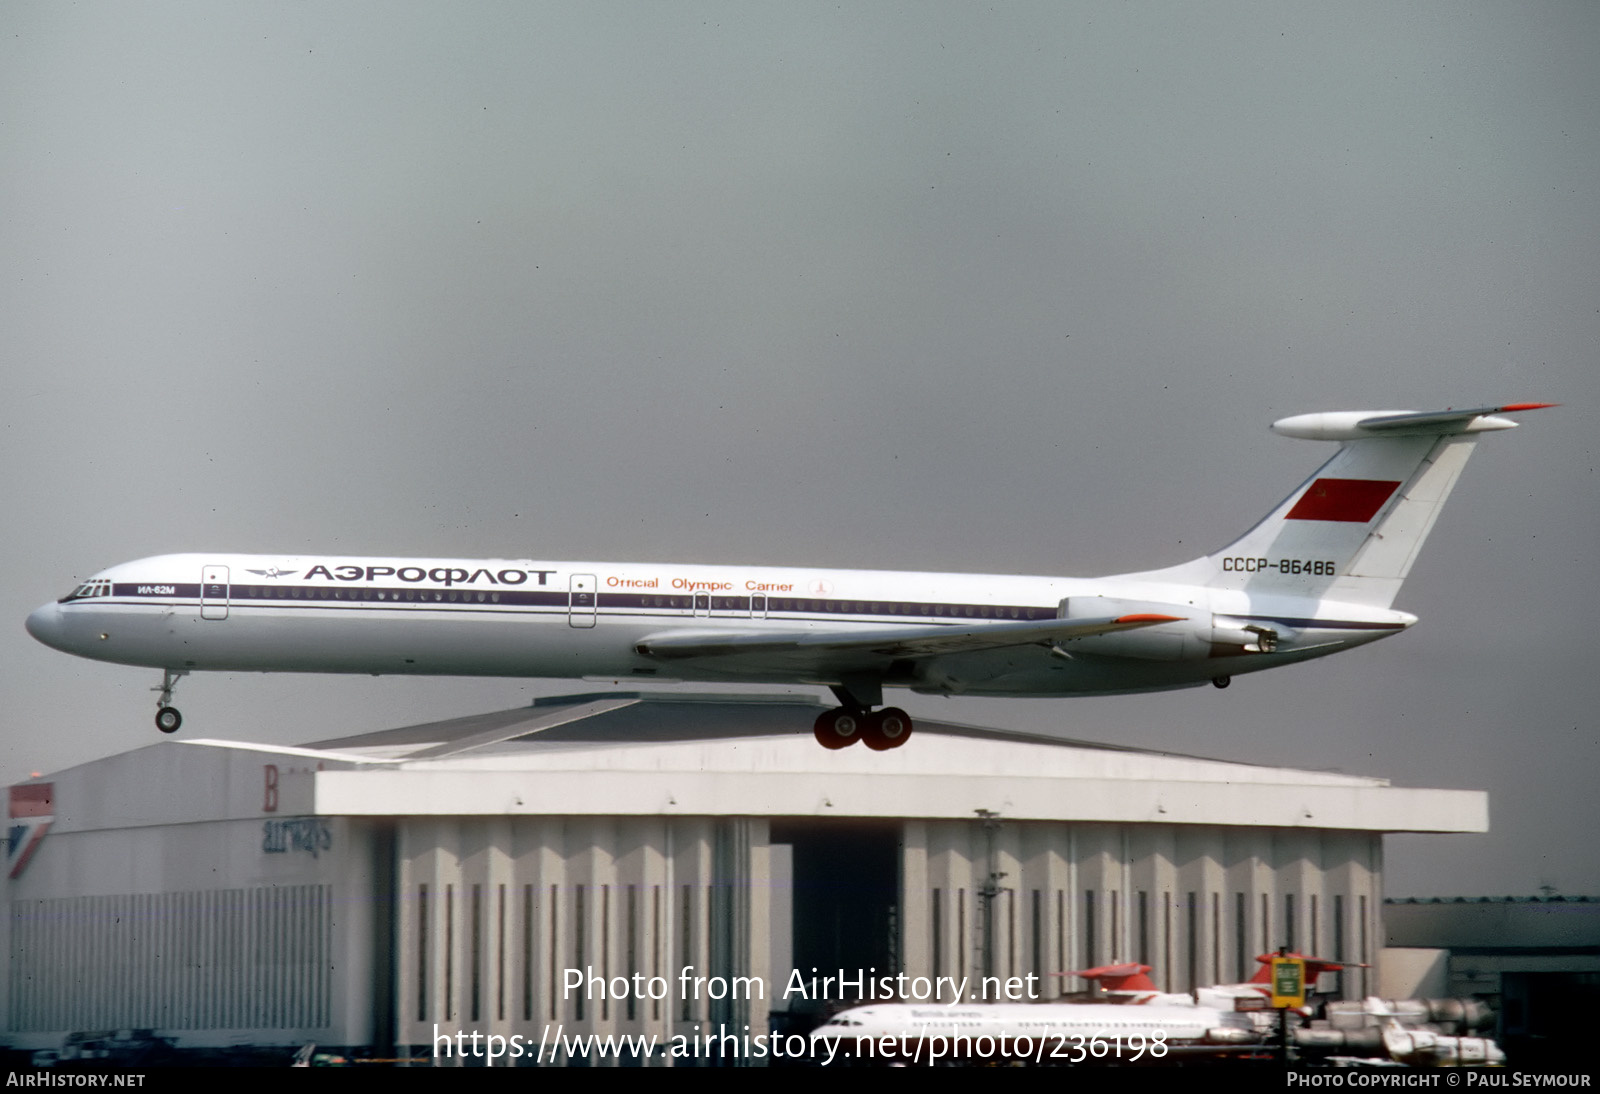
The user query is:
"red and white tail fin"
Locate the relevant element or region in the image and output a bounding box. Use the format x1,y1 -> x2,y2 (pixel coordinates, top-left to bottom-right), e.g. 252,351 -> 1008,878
1071,962 -> 1161,995
1135,404 -> 1553,609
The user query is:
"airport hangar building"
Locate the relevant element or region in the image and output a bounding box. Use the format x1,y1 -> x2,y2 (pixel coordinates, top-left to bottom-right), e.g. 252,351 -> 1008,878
2,693 -> 1486,1063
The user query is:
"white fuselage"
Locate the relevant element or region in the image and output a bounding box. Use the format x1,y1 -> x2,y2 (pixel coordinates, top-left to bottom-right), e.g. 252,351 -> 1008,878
26,552 -> 1408,698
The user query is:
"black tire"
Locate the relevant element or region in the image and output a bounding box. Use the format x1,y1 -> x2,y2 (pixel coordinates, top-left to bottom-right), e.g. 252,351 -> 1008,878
1212,676 -> 1231,689
156,706 -> 182,734
863,707 -> 914,751
813,709 -> 859,749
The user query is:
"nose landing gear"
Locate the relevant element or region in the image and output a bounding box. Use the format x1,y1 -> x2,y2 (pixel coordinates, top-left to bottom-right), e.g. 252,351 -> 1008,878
152,669 -> 188,734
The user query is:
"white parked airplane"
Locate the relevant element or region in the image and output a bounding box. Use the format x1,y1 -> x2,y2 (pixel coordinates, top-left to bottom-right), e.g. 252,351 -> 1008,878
807,953 -> 1506,1065
808,1000 -> 1259,1064
807,993 -> 1505,1066
26,404 -> 1550,748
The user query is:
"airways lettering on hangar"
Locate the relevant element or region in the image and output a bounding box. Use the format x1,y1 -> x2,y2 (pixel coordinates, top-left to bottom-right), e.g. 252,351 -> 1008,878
262,818 -> 332,858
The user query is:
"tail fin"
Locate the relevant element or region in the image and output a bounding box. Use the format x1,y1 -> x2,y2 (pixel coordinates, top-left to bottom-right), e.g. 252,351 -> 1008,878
1134,404 -> 1553,608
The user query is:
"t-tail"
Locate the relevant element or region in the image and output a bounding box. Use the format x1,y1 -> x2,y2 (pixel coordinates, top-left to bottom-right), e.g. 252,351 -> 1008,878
1136,403 -> 1554,609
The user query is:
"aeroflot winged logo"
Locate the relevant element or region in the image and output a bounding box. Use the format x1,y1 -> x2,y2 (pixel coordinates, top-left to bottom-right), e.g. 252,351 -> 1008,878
246,568 -> 298,579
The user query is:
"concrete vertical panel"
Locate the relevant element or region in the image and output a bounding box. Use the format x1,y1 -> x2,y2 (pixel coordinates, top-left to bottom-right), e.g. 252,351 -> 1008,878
1301,830 -> 1329,966
983,813 -> 1020,989
1364,837 -> 1382,998
1175,826 -> 1227,990
1273,828 -> 1315,954
393,831 -> 419,1049
899,820 -> 928,989
709,817 -> 750,1048
609,817 -> 644,1034
396,818 -> 441,1043
922,819 -> 960,995
672,818 -> 714,1029
509,816 -> 559,1029
565,815 -> 612,1036
1011,821 -> 1045,993
473,817 -> 511,1034
1062,825 -> 1078,998
455,816 -> 490,1036
643,820 -> 673,1036
1320,830 -> 1376,1000
1127,824 -> 1171,985
744,816 -> 771,1046
923,820 -> 974,999
327,818 -> 382,1050
1205,830 -> 1228,988
1223,827 -> 1270,980
648,815 -> 679,1044
1251,828 -> 1279,955
543,818 -> 570,1031
446,820 -> 468,1032
1032,825 -> 1070,999
1075,823 -> 1121,971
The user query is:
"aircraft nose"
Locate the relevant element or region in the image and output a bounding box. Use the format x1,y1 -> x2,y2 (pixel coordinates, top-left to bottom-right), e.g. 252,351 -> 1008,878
25,602 -> 66,651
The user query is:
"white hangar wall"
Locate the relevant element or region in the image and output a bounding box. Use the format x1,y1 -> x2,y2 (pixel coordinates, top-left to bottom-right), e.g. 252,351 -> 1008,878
905,820 -> 1381,1003
2,738 -> 391,1052
394,816 -> 769,1063
385,815 -> 1381,1056
1,694 -> 1479,1060
6,815 -> 392,1050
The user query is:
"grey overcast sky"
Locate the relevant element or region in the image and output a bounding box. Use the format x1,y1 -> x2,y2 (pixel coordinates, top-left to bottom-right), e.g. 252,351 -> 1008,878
3,2 -> 1596,897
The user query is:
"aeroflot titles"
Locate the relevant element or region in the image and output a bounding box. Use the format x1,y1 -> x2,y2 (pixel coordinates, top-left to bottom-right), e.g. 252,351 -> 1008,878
300,565 -> 557,586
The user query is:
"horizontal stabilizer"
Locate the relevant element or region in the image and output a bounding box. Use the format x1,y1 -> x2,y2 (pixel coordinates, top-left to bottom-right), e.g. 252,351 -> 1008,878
1357,403 -> 1556,431
1273,402 -> 1555,441
635,613 -> 1183,662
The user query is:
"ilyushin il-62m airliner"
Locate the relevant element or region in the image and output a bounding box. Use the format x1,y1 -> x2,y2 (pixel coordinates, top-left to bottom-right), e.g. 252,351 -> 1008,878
27,404 -> 1550,750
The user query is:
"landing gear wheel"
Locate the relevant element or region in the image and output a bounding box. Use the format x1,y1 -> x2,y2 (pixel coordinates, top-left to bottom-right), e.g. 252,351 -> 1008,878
862,707 -> 914,751
1212,676 -> 1231,689
813,708 -> 861,749
151,668 -> 189,734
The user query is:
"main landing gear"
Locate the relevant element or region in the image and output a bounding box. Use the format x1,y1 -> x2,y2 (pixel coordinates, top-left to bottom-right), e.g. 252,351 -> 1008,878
813,693 -> 914,751
153,669 -> 187,734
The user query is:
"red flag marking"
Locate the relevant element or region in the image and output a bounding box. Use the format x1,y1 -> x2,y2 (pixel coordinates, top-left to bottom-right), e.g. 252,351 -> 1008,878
1285,478 -> 1401,523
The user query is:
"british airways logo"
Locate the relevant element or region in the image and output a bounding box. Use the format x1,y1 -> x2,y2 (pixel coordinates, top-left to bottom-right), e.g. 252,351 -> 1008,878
301,564 -> 556,586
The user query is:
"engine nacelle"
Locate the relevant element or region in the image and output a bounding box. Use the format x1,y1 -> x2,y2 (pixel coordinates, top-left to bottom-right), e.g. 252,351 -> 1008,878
1211,617 -> 1280,654
1294,1027 -> 1384,1053
1203,1027 -> 1260,1045
1383,1025 -> 1505,1066
1060,599 -> 1281,660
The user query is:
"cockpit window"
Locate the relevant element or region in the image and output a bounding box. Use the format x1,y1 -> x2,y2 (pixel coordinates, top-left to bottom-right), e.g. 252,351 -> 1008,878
61,580 -> 110,602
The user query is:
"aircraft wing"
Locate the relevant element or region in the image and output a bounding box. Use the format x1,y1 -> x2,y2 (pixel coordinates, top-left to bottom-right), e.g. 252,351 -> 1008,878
633,613 -> 1182,662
